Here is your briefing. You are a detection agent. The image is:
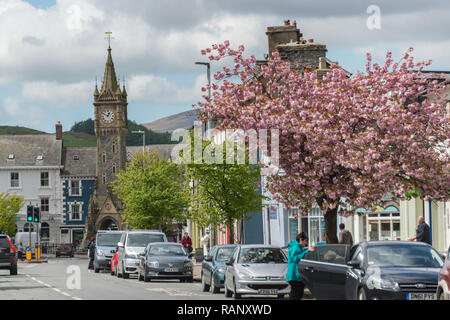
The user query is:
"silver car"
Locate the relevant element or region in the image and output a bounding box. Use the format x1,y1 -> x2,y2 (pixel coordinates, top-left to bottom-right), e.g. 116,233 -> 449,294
224,245 -> 290,299
137,242 -> 194,282
116,230 -> 167,279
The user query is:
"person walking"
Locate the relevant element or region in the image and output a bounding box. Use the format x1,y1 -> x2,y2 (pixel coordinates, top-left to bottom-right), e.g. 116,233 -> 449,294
338,223 -> 354,246
286,232 -> 314,300
18,242 -> 24,261
408,216 -> 431,245
181,232 -> 193,253
87,236 -> 96,270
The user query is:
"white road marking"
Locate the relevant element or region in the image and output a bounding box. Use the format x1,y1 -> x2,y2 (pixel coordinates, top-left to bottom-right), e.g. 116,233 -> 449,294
23,273 -> 82,300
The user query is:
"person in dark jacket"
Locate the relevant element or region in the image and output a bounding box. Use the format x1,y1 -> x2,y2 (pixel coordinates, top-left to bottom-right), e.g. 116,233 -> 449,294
181,232 -> 193,253
286,232 -> 314,300
88,237 -> 96,270
338,223 -> 354,246
408,216 -> 431,244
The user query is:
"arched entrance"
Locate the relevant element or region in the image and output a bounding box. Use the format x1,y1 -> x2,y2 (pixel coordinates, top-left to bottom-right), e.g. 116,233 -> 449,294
99,218 -> 119,231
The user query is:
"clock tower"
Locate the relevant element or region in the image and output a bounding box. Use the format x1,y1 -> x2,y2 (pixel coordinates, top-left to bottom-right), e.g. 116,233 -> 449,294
84,44 -> 128,240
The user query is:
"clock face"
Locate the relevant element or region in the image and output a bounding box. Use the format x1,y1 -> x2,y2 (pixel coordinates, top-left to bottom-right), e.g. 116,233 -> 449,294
102,110 -> 115,123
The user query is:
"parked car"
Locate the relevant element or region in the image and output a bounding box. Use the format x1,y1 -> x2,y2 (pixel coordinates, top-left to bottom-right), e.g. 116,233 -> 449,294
93,230 -> 124,273
116,230 -> 167,279
0,234 -> 17,275
437,246 -> 450,300
202,244 -> 237,293
110,251 -> 119,276
224,245 -> 290,299
298,241 -> 444,300
55,243 -> 74,258
137,242 -> 194,282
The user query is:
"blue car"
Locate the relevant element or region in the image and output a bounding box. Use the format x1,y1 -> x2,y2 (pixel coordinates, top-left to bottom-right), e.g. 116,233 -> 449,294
201,244 -> 237,293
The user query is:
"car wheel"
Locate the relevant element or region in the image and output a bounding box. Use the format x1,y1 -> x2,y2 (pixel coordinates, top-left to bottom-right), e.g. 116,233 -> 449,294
358,287 -> 366,300
116,264 -> 121,278
277,294 -> 285,299
122,263 -> 129,279
10,264 -> 17,276
225,283 -> 232,298
202,273 -> 210,292
233,280 -> 241,299
211,276 -> 220,294
186,276 -> 194,283
438,289 -> 445,300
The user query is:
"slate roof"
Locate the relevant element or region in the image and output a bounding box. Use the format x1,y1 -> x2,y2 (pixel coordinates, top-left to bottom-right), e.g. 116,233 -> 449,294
0,134 -> 62,167
61,147 -> 97,177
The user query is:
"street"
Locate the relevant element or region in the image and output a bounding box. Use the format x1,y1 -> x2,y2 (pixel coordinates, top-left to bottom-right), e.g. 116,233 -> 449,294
0,256 -> 304,300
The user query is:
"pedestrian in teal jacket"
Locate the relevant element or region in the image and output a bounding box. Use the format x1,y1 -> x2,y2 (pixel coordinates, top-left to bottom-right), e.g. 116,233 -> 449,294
286,232 -> 314,300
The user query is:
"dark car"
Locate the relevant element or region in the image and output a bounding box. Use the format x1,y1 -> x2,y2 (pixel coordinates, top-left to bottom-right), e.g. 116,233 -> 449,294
55,243 -> 73,258
137,242 -> 194,282
201,244 -> 237,293
298,241 -> 444,300
0,234 -> 17,275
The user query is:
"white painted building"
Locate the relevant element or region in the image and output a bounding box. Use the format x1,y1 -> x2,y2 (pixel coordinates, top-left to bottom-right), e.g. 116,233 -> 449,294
0,132 -> 64,244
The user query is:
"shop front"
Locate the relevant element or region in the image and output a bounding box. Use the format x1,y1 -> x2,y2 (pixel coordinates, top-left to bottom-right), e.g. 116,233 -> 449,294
354,201 -> 401,242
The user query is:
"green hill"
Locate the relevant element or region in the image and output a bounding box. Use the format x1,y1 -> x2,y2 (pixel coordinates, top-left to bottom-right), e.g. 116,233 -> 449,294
0,126 -> 45,135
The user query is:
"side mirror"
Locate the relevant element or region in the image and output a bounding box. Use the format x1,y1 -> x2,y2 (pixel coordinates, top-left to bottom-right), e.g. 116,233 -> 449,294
204,255 -> 213,262
347,260 -> 361,269
110,249 -> 116,254
117,242 -> 124,248
226,260 -> 233,266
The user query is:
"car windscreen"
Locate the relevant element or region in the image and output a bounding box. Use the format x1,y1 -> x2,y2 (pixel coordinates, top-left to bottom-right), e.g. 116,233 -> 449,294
148,244 -> 186,256
0,236 -> 9,248
215,247 -> 236,262
127,233 -> 165,247
367,245 -> 444,268
238,248 -> 287,264
96,233 -> 122,247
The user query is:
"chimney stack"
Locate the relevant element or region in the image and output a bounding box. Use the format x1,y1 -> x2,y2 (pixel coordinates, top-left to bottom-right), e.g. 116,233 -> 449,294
56,121 -> 62,140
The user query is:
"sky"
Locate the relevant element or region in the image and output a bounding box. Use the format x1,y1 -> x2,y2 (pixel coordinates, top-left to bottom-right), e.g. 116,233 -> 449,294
1,0 -> 450,133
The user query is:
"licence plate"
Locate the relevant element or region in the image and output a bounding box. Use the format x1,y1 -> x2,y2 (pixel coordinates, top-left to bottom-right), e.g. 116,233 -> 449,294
258,289 -> 278,295
164,268 -> 178,272
407,293 -> 436,300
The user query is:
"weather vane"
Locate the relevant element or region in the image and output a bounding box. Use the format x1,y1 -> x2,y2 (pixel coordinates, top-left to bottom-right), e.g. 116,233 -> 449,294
105,31 -> 114,48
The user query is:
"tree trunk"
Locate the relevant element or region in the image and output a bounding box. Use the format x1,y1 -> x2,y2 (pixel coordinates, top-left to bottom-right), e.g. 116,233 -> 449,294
324,207 -> 339,244
227,217 -> 234,244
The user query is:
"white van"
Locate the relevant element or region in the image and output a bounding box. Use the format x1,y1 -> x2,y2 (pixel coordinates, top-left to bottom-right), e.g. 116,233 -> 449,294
13,232 -> 37,251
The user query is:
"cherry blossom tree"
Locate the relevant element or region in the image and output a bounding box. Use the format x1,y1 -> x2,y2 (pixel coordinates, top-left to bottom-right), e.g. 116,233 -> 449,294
197,42 -> 450,243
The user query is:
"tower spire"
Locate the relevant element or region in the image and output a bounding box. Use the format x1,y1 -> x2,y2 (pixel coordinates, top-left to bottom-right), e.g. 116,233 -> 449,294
99,32 -> 119,99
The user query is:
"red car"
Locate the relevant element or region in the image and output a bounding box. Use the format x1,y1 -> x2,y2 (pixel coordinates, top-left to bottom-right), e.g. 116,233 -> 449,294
110,251 -> 118,276
437,247 -> 450,300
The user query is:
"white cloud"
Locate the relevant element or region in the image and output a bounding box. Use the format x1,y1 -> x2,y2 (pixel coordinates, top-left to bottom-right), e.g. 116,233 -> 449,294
21,80 -> 92,107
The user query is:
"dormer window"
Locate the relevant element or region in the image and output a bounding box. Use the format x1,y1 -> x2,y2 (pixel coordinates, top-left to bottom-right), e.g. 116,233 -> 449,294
8,154 -> 14,160
73,155 -> 80,161
36,155 -> 44,161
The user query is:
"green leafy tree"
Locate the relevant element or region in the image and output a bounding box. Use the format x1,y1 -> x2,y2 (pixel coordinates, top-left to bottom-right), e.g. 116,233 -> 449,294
111,151 -> 189,231
0,192 -> 24,236
180,130 -> 265,244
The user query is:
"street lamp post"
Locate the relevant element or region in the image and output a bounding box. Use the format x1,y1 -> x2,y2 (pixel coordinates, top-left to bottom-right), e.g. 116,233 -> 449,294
195,61 -> 214,250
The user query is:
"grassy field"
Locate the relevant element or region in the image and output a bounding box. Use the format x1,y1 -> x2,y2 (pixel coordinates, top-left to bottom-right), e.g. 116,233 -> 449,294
0,126 -> 45,135
62,131 -> 97,147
